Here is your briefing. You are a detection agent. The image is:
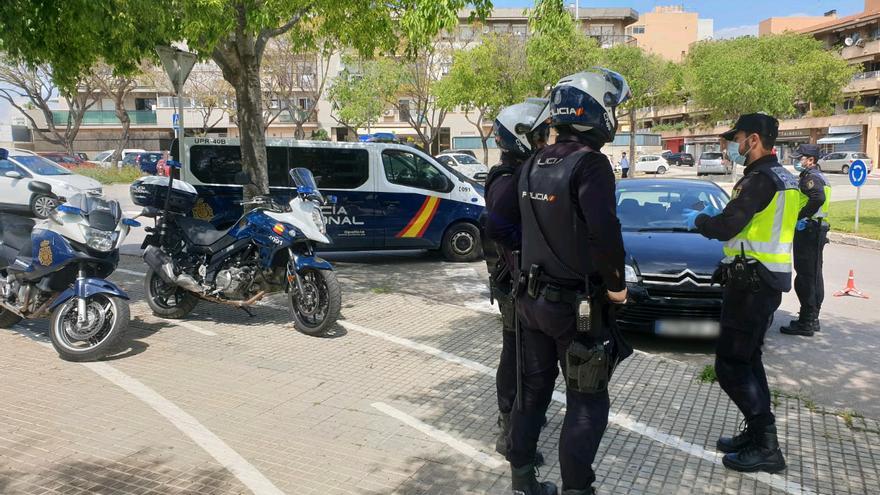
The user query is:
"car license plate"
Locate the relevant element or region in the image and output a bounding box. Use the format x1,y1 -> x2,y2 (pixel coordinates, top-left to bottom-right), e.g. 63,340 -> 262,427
654,320 -> 719,337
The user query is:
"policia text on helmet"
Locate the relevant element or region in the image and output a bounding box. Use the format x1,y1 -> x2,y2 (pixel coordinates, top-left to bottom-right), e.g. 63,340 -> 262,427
504,68 -> 633,495
689,113 -> 795,475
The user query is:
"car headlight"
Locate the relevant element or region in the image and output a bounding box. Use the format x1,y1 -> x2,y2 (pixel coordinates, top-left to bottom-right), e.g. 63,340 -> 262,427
80,225 -> 118,252
625,264 -> 639,283
311,207 -> 326,235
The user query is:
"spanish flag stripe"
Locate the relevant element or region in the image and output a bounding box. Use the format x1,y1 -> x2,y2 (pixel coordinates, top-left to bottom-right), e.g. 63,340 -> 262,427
398,196 -> 440,238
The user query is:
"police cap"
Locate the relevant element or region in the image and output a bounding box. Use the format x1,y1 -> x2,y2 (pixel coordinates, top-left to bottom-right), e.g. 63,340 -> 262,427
720,113 -> 779,141
791,143 -> 821,159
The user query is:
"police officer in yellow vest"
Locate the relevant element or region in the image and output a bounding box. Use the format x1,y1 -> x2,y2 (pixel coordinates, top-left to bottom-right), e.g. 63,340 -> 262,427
684,114 -> 795,474
780,144 -> 830,337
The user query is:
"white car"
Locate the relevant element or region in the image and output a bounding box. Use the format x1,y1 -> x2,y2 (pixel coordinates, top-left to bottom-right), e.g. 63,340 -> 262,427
435,153 -> 489,182
819,151 -> 873,174
92,148 -> 147,168
635,155 -> 669,175
0,150 -> 102,218
697,151 -> 728,175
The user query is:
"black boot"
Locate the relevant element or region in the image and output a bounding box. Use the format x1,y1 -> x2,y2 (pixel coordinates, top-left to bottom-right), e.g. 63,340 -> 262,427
781,309 -> 815,336
722,425 -> 786,473
562,488 -> 596,495
716,423 -> 754,454
511,464 -> 558,495
497,413 -> 545,466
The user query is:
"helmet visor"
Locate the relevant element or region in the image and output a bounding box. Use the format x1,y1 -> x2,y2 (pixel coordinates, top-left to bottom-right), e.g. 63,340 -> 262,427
597,68 -> 632,107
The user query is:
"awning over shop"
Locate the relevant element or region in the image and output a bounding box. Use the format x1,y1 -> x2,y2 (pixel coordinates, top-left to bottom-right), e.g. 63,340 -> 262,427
817,133 -> 861,145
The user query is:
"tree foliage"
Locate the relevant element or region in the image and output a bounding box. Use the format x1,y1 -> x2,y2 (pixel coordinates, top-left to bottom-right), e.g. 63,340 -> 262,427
684,33 -> 856,120
327,56 -> 399,139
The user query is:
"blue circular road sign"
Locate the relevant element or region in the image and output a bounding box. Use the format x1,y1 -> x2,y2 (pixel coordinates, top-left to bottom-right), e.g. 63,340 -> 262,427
849,160 -> 868,187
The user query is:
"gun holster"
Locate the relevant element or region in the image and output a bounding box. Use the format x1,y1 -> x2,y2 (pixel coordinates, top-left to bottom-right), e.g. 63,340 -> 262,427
565,341 -> 611,394
526,264 -> 542,299
727,257 -> 761,293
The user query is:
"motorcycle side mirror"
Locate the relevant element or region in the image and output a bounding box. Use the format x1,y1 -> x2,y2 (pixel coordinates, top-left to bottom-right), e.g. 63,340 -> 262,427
28,181 -> 52,194
138,207 -> 159,218
325,195 -> 337,205
166,160 -> 182,169
122,218 -> 141,227
233,171 -> 253,186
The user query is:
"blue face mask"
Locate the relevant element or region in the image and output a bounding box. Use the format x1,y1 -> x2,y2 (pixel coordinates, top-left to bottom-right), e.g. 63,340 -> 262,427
794,161 -> 805,172
727,139 -> 752,166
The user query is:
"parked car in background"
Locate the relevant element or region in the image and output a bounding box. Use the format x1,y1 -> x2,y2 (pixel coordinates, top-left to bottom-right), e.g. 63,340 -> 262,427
0,149 -> 102,218
615,179 -> 729,337
634,155 -> 669,175
439,149 -> 477,159
435,152 -> 489,182
37,152 -> 86,168
666,152 -> 694,167
697,152 -> 728,176
819,151 -> 873,174
75,152 -> 89,161
91,149 -> 146,167
121,151 -> 163,174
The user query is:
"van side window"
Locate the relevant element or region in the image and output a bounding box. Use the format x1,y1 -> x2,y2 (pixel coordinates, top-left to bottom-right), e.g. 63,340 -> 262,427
290,147 -> 369,189
190,145 -> 288,186
382,149 -> 448,192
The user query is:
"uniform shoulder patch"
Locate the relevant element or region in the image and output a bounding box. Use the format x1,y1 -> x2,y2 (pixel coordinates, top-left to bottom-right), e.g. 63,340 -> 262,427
806,178 -> 815,190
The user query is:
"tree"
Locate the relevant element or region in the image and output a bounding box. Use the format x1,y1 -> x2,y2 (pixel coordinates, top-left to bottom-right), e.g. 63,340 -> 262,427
0,58 -> 99,155
327,56 -> 396,140
525,0 -> 602,94
601,45 -> 678,162
0,0 -> 492,198
89,62 -> 141,166
436,34 -> 530,163
181,65 -> 234,136
684,33 -> 856,121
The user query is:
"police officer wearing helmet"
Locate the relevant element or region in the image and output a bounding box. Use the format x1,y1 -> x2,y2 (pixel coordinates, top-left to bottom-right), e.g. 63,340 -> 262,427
686,113 -> 796,474
508,69 -> 633,495
481,98 -> 550,463
779,144 -> 830,337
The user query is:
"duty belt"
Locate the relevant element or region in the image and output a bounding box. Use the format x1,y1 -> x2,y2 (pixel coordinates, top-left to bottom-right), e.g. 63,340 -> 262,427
534,281 -> 581,305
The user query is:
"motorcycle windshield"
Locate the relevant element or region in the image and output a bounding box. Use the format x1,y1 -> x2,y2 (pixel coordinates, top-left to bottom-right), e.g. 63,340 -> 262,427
289,168 -> 323,202
67,193 -> 121,231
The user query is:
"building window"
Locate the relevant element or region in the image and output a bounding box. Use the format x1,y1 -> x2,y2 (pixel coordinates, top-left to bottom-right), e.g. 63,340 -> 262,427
398,99 -> 411,122
459,25 -> 474,41
872,25 -> 880,40
512,24 -> 527,37
632,25 -> 645,35
843,99 -> 855,110
135,98 -> 156,111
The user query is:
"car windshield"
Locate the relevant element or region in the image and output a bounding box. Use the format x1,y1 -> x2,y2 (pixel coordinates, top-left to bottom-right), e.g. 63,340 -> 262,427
702,153 -> 722,160
616,182 -> 729,231
13,155 -> 72,175
454,155 -> 481,165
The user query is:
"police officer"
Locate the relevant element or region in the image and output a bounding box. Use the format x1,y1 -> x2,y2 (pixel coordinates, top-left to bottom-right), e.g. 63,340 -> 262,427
780,144 -> 830,337
686,113 -> 796,474
508,69 -> 633,495
481,99 -> 550,462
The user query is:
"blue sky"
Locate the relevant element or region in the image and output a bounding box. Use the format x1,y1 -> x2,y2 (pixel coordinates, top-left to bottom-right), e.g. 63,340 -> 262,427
0,0 -> 866,125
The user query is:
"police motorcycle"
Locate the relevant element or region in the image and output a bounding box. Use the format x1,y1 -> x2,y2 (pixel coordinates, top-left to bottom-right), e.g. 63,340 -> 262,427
0,163 -> 138,361
133,163 -> 341,335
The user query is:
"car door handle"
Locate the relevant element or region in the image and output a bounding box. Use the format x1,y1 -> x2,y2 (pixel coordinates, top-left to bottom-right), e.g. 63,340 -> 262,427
384,200 -> 401,206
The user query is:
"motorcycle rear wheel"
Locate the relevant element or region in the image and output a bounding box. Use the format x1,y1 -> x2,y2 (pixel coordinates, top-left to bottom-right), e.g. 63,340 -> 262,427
145,268 -> 198,319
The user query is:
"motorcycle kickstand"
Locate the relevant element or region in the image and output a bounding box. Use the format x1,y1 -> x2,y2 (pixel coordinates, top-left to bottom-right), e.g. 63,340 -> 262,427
239,306 -> 255,317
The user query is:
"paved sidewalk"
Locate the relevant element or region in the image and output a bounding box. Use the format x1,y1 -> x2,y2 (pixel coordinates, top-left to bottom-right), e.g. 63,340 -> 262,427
0,262 -> 877,494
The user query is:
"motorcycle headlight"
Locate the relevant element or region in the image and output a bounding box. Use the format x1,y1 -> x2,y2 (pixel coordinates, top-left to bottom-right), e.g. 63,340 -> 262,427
80,225 -> 118,252
311,207 -> 326,235
625,264 -> 639,283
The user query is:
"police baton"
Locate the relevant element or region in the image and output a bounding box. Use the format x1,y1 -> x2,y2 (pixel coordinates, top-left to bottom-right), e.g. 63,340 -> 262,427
512,250 -> 524,412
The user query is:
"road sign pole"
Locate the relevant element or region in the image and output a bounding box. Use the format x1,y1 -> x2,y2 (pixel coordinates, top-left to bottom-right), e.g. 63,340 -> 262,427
155,46 -> 197,177
855,185 -> 861,233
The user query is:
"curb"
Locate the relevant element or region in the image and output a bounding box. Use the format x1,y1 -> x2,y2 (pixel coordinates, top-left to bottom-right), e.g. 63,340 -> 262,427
829,231 -> 880,251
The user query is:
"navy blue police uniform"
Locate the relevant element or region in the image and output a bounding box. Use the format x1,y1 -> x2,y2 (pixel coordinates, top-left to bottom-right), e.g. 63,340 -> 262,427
509,131 -> 631,490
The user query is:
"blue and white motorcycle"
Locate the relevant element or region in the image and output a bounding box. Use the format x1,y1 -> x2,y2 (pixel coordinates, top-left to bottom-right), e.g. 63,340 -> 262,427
135,166 -> 341,335
0,176 -> 138,361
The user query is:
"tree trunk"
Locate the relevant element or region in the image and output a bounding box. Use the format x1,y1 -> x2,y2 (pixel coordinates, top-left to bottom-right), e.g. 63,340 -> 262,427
235,61 -> 270,197
294,121 -> 305,140
481,136 -> 489,164
114,100 -> 131,169
629,107 -> 636,175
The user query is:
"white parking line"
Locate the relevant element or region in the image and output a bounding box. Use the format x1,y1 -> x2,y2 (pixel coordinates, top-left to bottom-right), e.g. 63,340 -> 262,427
116,268 -> 147,277
340,320 -> 815,495
372,402 -> 505,469
13,327 -> 284,495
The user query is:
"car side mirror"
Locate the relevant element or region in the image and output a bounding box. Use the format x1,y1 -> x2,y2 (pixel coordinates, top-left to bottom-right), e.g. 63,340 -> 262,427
28,181 -> 52,194
4,170 -> 22,179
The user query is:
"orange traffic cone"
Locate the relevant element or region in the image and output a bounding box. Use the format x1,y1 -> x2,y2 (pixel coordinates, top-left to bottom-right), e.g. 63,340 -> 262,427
834,269 -> 869,299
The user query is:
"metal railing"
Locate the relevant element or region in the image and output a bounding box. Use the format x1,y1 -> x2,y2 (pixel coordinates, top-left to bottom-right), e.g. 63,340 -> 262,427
51,110 -> 158,125
852,71 -> 880,81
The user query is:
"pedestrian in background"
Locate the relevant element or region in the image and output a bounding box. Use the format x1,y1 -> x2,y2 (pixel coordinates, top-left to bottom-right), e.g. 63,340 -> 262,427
620,151 -> 630,178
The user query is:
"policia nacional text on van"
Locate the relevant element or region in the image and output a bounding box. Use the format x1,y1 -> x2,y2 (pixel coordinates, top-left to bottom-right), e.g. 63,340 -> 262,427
686,113 -> 795,474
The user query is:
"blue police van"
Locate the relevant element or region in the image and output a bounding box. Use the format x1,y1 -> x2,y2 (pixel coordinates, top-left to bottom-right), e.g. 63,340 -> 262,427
179,137 -> 486,261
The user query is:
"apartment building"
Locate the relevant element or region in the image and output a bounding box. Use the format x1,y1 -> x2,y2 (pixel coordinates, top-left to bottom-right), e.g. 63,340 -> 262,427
758,11 -> 838,36
21,7 -> 639,164
625,5 -> 713,62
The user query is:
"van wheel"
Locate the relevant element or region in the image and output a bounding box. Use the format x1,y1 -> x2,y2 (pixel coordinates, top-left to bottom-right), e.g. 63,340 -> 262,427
441,222 -> 482,262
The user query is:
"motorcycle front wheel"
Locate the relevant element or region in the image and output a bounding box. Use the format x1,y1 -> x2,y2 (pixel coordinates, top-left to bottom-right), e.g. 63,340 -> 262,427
50,294 -> 129,362
289,268 -> 341,336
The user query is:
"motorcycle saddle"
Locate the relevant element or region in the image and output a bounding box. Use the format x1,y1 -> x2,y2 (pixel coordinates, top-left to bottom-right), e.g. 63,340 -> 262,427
175,216 -> 232,247
0,214 -> 35,267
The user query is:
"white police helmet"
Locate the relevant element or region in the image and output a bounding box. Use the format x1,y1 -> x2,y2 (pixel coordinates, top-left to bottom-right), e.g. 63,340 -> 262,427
493,99 -> 551,160
547,68 -> 632,143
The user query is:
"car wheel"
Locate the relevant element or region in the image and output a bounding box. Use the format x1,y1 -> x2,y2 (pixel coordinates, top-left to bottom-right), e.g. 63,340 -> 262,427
30,194 -> 58,219
841,164 -> 849,175
656,166 -> 667,175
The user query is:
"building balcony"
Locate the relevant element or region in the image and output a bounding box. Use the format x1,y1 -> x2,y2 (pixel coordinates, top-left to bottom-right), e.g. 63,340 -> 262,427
845,71 -> 880,94
842,38 -> 880,63
587,33 -> 637,48
635,102 -> 704,120
51,110 -> 158,126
